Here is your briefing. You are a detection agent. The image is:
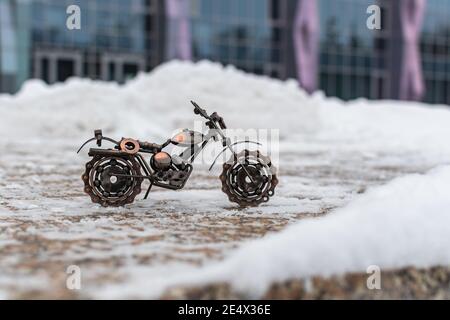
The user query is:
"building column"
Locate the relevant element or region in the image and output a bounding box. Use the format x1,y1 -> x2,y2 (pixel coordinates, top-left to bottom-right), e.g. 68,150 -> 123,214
390,0 -> 426,101
48,54 -> 57,84
0,0 -> 18,92
16,0 -> 32,90
293,0 -> 319,94
165,0 -> 192,61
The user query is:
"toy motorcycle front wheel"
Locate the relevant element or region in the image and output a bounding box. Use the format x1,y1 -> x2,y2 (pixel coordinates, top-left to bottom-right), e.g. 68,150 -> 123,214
82,155 -> 143,207
220,150 -> 278,207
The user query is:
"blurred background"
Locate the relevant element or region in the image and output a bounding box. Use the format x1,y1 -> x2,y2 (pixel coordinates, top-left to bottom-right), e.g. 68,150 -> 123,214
0,0 -> 447,104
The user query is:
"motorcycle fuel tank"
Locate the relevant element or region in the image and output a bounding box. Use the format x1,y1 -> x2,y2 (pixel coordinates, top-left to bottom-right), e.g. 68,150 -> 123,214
171,130 -> 204,147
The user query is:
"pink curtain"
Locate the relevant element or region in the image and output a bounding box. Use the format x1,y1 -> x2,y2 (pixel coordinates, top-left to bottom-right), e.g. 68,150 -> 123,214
293,0 -> 319,94
392,0 -> 426,101
166,0 -> 192,60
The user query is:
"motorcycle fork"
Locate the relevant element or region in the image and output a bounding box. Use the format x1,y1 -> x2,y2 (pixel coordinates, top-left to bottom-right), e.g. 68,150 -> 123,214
180,139 -> 211,163
184,134 -> 256,184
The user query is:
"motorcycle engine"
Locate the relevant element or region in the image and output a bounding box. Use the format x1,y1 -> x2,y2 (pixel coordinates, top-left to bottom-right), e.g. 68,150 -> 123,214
150,152 -> 172,171
151,152 -> 191,187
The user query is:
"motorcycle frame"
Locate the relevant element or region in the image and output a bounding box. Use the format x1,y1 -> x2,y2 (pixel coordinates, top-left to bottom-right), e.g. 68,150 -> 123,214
119,124 -> 259,197
133,126 -> 230,190
123,126 -> 223,198
79,102 -> 263,199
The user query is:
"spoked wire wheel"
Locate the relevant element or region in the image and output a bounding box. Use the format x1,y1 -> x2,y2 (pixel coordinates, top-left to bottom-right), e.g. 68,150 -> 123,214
82,155 -> 143,207
220,150 -> 278,207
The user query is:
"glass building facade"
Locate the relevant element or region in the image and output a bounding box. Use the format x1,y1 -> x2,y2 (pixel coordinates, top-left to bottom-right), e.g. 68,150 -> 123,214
1,0 -> 450,106
0,0 -> 165,92
190,0 -> 297,79
0,0 -> 24,93
189,0 -> 450,105
420,0 -> 450,104
188,0 -> 390,100
31,0 -> 166,84
318,0 -> 450,104
318,0 -> 386,100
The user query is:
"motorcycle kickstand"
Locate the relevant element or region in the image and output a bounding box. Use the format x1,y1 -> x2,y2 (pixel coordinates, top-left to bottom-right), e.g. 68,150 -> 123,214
144,182 -> 153,200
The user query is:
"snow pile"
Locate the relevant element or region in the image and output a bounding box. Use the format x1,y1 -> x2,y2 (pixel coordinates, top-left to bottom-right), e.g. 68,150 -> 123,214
96,164 -> 450,298
316,99 -> 450,158
1,60 -> 450,160
217,164 -> 450,295
0,60 -> 318,142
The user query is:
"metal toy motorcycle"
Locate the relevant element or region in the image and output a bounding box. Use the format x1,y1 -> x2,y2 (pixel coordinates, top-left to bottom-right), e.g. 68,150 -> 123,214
77,101 -> 278,207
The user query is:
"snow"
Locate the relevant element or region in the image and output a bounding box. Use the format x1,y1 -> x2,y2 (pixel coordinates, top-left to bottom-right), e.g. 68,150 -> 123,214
211,164 -> 450,295
1,60 -> 450,298
0,61 -> 317,142
92,164 -> 450,298
2,60 -> 450,160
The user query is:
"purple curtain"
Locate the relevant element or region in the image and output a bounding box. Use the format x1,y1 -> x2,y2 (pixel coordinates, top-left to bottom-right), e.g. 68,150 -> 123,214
391,0 -> 426,101
293,0 -> 319,94
166,0 -> 192,60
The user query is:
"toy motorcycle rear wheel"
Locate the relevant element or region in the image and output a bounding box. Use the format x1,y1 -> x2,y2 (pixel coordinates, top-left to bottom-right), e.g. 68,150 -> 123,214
220,150 -> 278,207
82,155 -> 143,207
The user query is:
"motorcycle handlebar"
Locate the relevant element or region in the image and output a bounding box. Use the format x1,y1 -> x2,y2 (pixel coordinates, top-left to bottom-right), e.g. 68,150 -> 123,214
211,112 -> 227,130
191,101 -> 209,119
191,101 -> 227,130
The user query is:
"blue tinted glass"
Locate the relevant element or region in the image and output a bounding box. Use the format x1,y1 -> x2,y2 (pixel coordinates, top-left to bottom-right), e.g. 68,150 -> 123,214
27,0 -> 146,52
192,0 -> 272,72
